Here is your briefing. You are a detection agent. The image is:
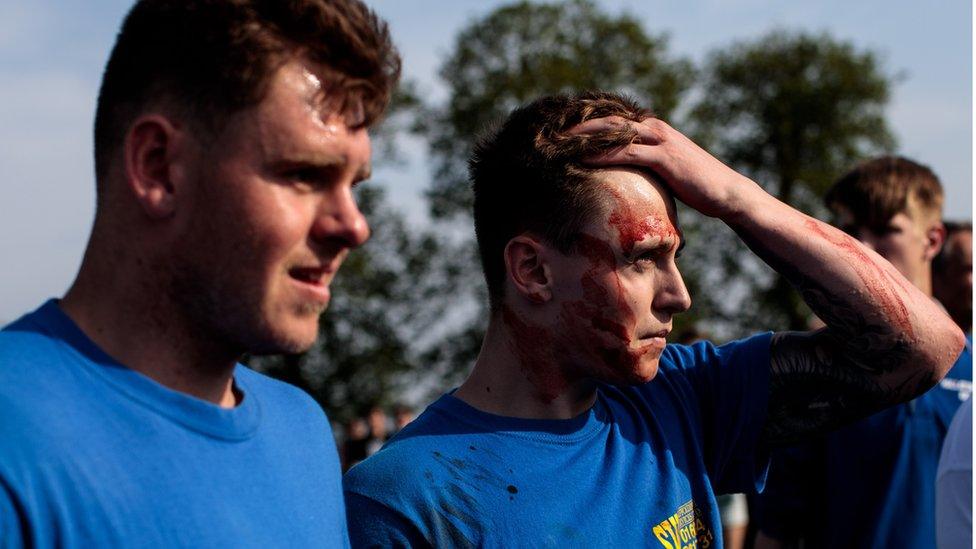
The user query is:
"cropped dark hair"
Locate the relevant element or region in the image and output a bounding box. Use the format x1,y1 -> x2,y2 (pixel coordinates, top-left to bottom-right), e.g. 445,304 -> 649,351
825,156 -> 944,229
934,220 -> 973,274
93,0 -> 400,187
469,91 -> 652,310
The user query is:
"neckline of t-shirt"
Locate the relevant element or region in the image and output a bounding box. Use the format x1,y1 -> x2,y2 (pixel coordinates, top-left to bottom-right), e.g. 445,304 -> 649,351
431,391 -> 608,445
31,299 -> 262,441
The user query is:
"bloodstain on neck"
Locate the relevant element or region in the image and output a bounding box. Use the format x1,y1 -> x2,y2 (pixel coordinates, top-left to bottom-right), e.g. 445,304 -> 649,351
500,303 -> 565,402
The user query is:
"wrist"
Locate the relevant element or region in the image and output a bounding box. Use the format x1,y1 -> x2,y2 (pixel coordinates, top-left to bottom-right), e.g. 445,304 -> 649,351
717,175 -> 766,224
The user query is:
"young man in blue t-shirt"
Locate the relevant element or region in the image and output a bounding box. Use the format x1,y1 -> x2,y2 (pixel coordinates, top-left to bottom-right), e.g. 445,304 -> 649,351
0,1 -> 399,546
343,92 -> 966,547
756,157 -> 973,549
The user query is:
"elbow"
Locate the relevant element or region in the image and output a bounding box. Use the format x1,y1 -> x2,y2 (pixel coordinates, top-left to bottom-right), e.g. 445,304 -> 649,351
911,314 -> 966,393
937,323 -> 968,380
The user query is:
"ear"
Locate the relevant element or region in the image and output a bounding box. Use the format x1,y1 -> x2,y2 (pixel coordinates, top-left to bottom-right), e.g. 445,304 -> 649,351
503,235 -> 553,304
123,114 -> 184,219
923,221 -> 946,262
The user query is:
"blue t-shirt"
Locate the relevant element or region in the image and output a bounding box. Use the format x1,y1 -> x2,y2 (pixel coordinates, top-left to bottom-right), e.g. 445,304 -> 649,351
344,333 -> 772,548
936,396 -> 972,549
0,300 -> 349,548
758,334 -> 973,549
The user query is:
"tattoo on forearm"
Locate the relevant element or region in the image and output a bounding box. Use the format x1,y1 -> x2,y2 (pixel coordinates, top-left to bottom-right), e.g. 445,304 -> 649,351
733,221 -> 927,446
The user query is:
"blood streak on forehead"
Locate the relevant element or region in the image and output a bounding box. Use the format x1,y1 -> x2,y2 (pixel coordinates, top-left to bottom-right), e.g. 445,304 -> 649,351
602,184 -> 678,257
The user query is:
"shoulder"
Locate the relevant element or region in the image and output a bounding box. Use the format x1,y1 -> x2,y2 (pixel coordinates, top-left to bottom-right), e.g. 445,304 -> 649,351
344,407 -> 449,499
0,311 -> 65,380
235,365 -> 327,423
344,397 -> 478,515
0,313 -> 86,439
661,333 -> 773,372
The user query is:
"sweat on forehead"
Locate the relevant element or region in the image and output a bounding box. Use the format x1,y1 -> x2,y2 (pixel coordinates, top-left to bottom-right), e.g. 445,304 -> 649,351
291,64 -> 367,127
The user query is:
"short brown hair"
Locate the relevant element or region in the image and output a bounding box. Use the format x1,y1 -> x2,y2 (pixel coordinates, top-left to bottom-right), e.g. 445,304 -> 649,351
93,0 -> 400,186
470,91 -> 652,309
934,220 -> 973,273
825,156 -> 944,229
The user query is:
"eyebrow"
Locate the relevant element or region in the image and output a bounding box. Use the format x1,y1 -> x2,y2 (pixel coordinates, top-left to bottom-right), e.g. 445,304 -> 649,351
634,233 -> 684,256
269,154 -> 371,182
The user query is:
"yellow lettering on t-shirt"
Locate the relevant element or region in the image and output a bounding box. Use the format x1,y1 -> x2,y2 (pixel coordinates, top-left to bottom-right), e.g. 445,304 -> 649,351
653,524 -> 675,549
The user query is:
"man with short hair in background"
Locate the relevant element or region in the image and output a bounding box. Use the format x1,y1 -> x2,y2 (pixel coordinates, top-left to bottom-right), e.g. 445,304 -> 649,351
757,156 -> 973,549
0,0 -> 399,545
933,220 -> 973,549
934,221 -> 972,333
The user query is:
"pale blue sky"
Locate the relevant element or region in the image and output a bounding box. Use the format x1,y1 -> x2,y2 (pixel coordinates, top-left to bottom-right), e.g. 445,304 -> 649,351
0,0 -> 971,323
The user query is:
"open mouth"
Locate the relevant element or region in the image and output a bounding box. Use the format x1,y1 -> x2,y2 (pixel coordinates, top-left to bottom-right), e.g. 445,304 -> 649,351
288,267 -> 326,285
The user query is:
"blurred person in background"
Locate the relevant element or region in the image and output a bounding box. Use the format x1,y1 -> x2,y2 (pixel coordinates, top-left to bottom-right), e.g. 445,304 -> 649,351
393,403 -> 415,431
343,417 -> 371,471
757,156 -> 973,549
366,405 -> 391,456
933,221 -> 972,333
934,220 -> 972,549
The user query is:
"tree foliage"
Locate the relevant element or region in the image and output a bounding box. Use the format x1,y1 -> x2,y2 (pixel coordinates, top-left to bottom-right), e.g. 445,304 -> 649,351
688,30 -> 896,333
422,0 -> 692,218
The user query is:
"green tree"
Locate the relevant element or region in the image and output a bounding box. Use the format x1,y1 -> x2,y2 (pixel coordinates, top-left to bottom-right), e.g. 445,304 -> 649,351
687,30 -> 896,333
422,0 -> 693,218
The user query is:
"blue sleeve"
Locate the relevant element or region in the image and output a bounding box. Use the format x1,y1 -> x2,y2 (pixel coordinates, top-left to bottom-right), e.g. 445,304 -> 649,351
0,477 -> 27,549
665,332 -> 772,494
345,491 -> 431,548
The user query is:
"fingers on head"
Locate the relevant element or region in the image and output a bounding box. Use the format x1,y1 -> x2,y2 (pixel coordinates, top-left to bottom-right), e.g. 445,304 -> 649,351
635,118 -> 668,145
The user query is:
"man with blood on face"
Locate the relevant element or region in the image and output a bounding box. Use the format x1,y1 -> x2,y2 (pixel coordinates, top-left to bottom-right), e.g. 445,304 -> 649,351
0,1 -> 399,546
344,92 -> 965,548
756,156 -> 972,549
530,168 -> 690,389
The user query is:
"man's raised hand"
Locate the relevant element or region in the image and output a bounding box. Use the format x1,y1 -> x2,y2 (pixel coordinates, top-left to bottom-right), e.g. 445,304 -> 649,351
570,116 -> 759,220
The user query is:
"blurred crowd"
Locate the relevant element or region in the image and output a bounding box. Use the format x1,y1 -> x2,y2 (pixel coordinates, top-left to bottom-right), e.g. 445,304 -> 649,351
338,404 -> 416,471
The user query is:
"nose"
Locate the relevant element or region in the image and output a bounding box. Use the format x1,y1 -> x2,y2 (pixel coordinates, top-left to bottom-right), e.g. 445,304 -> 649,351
311,186 -> 370,250
654,263 -> 692,316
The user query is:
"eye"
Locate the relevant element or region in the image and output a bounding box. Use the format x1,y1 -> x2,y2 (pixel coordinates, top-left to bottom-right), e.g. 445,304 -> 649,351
281,167 -> 320,188
281,165 -> 345,192
635,250 -> 659,263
